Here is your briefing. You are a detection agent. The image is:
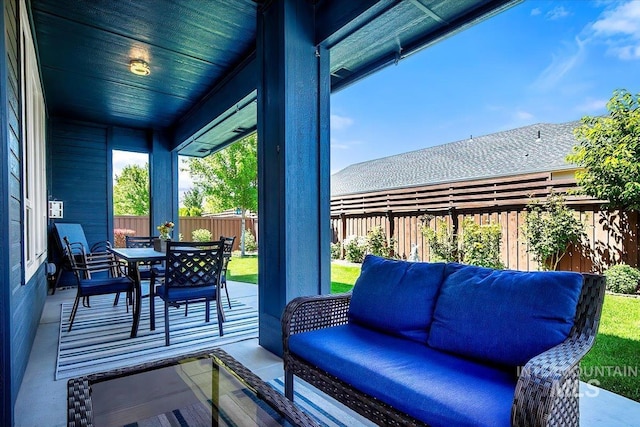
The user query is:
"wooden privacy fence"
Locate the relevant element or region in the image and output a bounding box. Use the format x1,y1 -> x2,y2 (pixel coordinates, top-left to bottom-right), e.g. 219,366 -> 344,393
330,172 -> 639,273
113,216 -> 257,251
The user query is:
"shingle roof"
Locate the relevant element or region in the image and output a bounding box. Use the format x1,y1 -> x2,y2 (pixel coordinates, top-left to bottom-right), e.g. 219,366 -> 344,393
331,120 -> 581,196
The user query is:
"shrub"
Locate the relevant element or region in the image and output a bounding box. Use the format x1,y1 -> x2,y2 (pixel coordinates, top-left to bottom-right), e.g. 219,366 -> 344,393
113,228 -> 135,248
192,228 -> 212,242
330,241 -> 342,259
422,217 -> 504,268
366,226 -> 395,258
344,235 -> 367,263
422,217 -> 459,262
605,264 -> 640,294
460,218 -> 504,269
243,229 -> 258,252
522,193 -> 585,271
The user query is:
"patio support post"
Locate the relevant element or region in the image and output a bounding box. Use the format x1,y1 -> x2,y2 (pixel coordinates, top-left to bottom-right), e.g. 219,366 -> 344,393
149,130 -> 179,238
257,0 -> 331,355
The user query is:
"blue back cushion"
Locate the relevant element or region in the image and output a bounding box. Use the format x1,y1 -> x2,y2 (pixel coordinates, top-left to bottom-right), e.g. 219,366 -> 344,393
55,223 -> 89,253
348,255 -> 446,343
427,264 -> 584,366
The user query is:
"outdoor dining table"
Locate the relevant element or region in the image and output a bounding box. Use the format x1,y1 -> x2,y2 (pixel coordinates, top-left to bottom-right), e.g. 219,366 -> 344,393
108,247 -> 166,338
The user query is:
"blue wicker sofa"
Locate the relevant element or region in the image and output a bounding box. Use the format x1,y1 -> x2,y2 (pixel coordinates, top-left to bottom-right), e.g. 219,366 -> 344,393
282,255 -> 606,427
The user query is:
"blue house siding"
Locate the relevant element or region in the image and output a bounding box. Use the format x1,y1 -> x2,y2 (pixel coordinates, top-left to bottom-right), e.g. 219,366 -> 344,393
2,0 -> 48,424
49,120 -> 174,270
50,120 -> 110,242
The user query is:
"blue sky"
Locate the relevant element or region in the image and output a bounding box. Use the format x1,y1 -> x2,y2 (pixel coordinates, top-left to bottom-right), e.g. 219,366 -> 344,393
329,0 -> 640,174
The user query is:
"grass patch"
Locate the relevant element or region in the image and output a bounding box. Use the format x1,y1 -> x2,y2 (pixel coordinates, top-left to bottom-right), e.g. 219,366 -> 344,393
226,255 -> 259,284
228,256 -> 640,401
226,255 -> 360,293
581,294 -> 640,402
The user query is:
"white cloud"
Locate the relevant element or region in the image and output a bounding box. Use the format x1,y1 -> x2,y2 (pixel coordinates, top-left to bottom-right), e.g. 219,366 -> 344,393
589,1 -> 640,60
575,98 -> 608,113
530,8 -> 542,17
547,6 -> 571,20
514,110 -> 535,121
112,150 -> 148,181
533,36 -> 587,90
330,114 -> 354,131
591,1 -> 640,36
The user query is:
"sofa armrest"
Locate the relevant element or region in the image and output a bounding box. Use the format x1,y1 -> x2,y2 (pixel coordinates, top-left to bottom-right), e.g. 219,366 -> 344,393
512,335 -> 594,427
282,293 -> 351,354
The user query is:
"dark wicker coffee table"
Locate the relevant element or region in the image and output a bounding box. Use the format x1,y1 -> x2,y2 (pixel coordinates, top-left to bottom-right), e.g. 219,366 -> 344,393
67,348 -> 318,427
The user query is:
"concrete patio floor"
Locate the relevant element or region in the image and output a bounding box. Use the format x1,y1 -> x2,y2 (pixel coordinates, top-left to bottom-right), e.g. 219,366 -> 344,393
15,281 -> 640,426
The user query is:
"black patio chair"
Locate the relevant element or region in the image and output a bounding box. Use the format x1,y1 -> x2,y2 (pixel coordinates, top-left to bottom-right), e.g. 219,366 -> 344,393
125,235 -> 161,280
52,222 -> 112,295
63,237 -> 135,332
149,239 -> 226,346
219,235 -> 236,309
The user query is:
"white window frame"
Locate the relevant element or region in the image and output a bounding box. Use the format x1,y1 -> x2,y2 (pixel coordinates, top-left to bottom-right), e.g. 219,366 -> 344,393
21,0 -> 47,280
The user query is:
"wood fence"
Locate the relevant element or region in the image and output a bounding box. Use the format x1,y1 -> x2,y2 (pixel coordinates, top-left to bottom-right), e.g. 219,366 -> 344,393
114,171 -> 639,272
113,216 -> 257,251
330,171 -> 639,273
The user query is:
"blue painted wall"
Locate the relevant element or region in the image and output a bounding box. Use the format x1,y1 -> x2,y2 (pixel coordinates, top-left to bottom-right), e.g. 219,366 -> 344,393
50,120 -> 111,243
1,0 -> 49,424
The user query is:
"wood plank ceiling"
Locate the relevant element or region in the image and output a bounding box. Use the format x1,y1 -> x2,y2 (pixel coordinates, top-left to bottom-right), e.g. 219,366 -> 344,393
31,0 -> 257,130
30,0 -> 521,156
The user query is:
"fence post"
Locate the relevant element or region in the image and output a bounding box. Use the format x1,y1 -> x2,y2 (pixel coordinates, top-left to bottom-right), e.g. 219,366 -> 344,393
387,210 -> 395,257
340,213 -> 347,259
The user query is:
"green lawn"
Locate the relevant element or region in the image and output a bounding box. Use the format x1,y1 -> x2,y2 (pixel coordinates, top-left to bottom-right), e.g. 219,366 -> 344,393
226,255 -> 360,293
227,256 -> 640,402
581,294 -> 640,402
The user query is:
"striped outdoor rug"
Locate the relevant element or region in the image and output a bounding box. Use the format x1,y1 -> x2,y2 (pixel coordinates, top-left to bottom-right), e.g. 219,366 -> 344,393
56,294 -> 258,380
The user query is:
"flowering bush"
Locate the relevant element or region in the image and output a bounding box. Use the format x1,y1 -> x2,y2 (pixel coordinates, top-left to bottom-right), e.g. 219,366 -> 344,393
344,235 -> 367,263
113,228 -> 135,248
192,228 -> 212,242
157,220 -> 174,240
243,229 -> 258,252
366,226 -> 395,258
330,241 -> 342,259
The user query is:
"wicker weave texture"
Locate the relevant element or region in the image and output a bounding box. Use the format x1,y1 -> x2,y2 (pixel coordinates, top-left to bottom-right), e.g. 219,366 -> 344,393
283,273 -> 606,427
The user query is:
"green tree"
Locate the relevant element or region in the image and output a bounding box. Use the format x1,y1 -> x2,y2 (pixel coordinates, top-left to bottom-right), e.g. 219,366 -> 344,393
181,188 -> 204,216
567,89 -> 640,209
522,194 -> 585,271
113,163 -> 149,215
184,134 -> 257,255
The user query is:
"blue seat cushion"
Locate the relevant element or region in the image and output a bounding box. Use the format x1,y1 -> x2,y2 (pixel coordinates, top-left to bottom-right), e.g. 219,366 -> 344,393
156,284 -> 217,302
289,324 -> 515,427
79,277 -> 133,296
348,255 -> 446,343
428,264 -> 583,367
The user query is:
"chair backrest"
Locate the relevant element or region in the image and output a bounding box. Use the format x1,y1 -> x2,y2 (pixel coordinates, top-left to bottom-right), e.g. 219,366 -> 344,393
125,236 -> 155,248
55,223 -> 90,255
164,240 -> 225,289
63,237 -> 120,281
54,222 -> 111,254
220,236 -> 236,272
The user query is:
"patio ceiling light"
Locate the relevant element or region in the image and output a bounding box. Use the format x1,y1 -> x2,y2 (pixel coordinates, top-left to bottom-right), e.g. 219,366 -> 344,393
129,59 -> 150,76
